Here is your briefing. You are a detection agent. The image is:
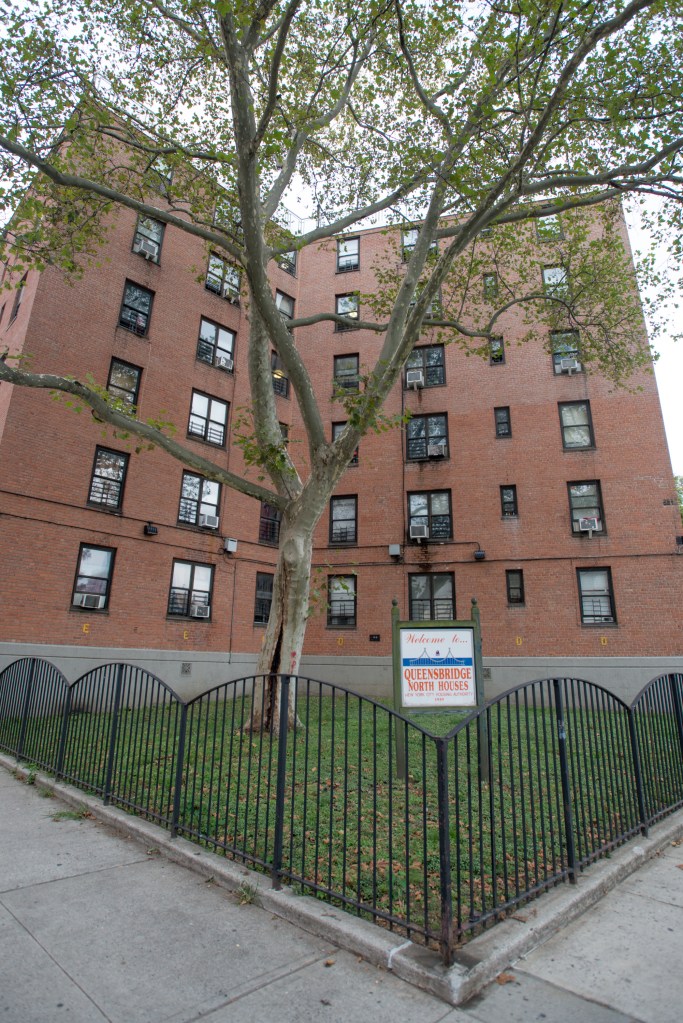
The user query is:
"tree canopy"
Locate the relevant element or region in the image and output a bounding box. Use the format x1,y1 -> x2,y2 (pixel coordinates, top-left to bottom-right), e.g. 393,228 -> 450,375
1,0 -> 682,688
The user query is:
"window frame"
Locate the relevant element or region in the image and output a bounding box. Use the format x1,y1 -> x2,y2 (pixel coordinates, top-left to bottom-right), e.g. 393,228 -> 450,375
119,280 -> 153,336
187,389 -> 229,447
271,351 -> 290,398
542,264 -> 569,298
536,214 -> 563,241
275,289 -> 295,321
9,274 -> 27,324
489,336 -> 505,365
332,421 -> 359,464
71,544 -> 116,611
577,567 -> 616,625
406,413 -> 449,461
494,406 -> 511,438
329,495 -> 358,546
408,573 -> 455,621
568,480 -> 605,535
196,316 -> 236,369
404,344 -> 445,388
327,575 -> 357,628
259,502 -> 282,545
87,447 -> 129,511
178,472 -> 221,528
132,215 -> 164,263
559,401 -> 594,450
278,250 -> 297,276
254,572 -> 274,624
333,353 -> 360,394
401,227 -> 438,262
500,485 -> 518,517
336,236 -> 360,273
167,560 -> 214,619
506,569 -> 525,605
107,358 -> 142,409
205,254 -> 241,304
551,330 -> 582,374
407,490 -> 452,541
335,292 -> 360,331
483,272 -> 498,300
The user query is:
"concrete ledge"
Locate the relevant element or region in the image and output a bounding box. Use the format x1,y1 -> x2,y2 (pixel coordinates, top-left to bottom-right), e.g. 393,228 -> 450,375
3,752 -> 682,1006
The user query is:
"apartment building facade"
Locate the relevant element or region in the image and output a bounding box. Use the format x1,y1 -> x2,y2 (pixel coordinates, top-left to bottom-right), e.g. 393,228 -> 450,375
0,202 -> 681,701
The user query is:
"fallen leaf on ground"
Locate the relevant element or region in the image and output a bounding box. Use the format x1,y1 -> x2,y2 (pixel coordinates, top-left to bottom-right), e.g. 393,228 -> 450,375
496,971 -> 516,985
324,958 -> 335,967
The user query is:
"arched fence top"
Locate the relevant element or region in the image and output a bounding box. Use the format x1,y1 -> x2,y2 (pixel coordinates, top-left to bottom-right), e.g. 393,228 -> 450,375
631,671 -> 683,709
69,661 -> 185,704
0,656 -> 70,691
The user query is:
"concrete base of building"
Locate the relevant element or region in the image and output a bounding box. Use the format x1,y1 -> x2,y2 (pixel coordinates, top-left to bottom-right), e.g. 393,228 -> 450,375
1,641 -> 681,704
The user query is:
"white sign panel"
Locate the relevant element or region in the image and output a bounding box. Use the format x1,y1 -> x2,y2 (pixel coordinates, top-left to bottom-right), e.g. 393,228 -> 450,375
400,627 -> 476,707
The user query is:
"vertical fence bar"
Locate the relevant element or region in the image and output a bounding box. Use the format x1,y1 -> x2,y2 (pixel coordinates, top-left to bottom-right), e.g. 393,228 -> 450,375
103,664 -> 124,806
16,659 -> 37,761
627,707 -> 648,837
436,736 -> 454,965
670,674 -> 683,762
553,679 -> 577,883
271,675 -> 291,890
171,702 -> 188,837
55,686 -> 73,780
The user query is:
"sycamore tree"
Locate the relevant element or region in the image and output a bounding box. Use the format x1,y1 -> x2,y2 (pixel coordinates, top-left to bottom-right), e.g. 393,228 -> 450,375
1,0 -> 682,724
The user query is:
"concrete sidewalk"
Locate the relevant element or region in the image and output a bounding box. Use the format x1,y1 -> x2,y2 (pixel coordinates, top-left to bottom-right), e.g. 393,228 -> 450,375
1,760 -> 682,1022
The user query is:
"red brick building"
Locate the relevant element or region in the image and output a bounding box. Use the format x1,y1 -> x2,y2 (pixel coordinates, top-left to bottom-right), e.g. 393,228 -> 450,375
0,203 -> 681,700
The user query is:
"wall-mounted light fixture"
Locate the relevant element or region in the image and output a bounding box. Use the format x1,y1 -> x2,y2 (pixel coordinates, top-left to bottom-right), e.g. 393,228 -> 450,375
473,545 -> 486,561
143,522 -> 159,536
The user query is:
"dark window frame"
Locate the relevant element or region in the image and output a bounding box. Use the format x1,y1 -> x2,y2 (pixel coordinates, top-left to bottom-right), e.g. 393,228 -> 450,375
196,316 -> 236,369
276,289 -> 295,322
167,560 -> 214,619
254,572 -> 274,624
335,292 -> 360,331
332,421 -> 359,465
489,336 -> 505,365
187,389 -> 229,447
107,358 -> 142,409
506,569 -> 525,605
333,353 -> 360,394
336,236 -> 360,273
278,251 -> 297,276
132,216 -> 164,263
577,567 -> 616,625
483,272 -> 498,300
205,253 -> 241,304
71,544 -> 116,611
327,575 -> 357,628
568,480 -> 605,535
259,502 -> 282,545
178,472 -> 222,527
87,447 -> 129,511
551,330 -> 582,374
406,413 -> 449,461
404,344 -> 446,388
500,485 -> 518,517
536,214 -> 563,241
119,280 -> 153,336
494,406 -> 511,438
329,495 -> 358,545
543,264 -> 569,298
407,490 -> 452,540
9,274 -> 27,324
271,351 -> 290,398
408,573 -> 455,621
559,401 -> 595,450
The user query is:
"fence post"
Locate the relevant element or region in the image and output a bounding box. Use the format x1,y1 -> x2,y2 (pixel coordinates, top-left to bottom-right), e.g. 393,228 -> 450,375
55,686 -> 73,780
103,664 -> 125,806
553,678 -> 578,884
669,674 -> 683,762
171,702 -> 188,838
627,708 -> 649,837
471,599 -> 490,786
271,675 -> 291,890
436,736 -> 454,965
16,658 -> 37,761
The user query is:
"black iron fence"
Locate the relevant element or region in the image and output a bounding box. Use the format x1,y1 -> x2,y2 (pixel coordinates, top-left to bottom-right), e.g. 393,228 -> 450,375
1,658 -> 682,963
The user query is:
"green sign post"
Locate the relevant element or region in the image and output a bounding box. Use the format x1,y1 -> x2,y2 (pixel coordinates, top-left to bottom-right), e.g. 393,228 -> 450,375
391,597 -> 488,783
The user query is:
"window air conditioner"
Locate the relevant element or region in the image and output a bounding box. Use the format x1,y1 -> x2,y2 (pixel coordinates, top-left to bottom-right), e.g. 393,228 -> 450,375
578,516 -> 601,532
214,355 -> 233,371
559,358 -> 581,374
222,284 -> 240,304
406,369 -> 425,389
409,523 -> 429,540
75,593 -> 104,609
427,442 -> 446,457
134,237 -> 158,260
199,513 -> 220,529
190,603 -> 210,618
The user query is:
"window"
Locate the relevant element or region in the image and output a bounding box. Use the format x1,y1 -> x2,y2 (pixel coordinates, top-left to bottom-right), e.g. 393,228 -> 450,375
327,576 -> 356,628
408,491 -> 452,540
9,274 -> 27,323
409,574 -> 454,621
402,228 -> 437,261
536,214 -> 563,241
568,481 -> 604,534
543,265 -> 569,298
404,344 -> 445,388
178,473 -> 221,527
333,354 -> 359,393
271,351 -> 290,398
332,421 -> 358,464
577,568 -> 616,624
559,401 -> 594,449
489,336 -> 505,365
329,496 -> 357,545
119,281 -> 153,335
337,237 -> 360,272
494,406 -> 511,438
88,448 -> 128,510
259,502 -> 282,544
72,545 -> 115,610
410,285 -> 441,318
335,293 -> 359,330
132,216 -> 164,262
276,290 -> 295,322
551,330 -> 582,374
168,561 -> 214,618
254,572 -> 274,624
278,250 -> 297,276
206,254 -> 241,303
500,485 -> 518,517
188,390 -> 228,446
107,359 -> 141,408
483,273 -> 498,300
506,569 -> 525,605
197,317 -> 235,369
279,422 -> 289,444
0,302 -> 5,325
152,158 -> 173,194
406,414 -> 448,460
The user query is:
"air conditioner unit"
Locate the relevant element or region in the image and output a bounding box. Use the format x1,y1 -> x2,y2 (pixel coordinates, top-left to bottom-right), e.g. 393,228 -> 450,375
560,358 -> 581,374
222,284 -> 240,303
578,516 -> 601,532
75,593 -> 104,609
190,603 -> 210,618
199,513 -> 220,529
406,369 -> 425,389
134,237 -> 158,260
214,355 -> 233,371
410,523 -> 429,541
427,442 -> 446,457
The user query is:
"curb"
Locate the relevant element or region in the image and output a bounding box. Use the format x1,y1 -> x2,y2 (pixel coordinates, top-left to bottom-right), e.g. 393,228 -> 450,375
3,754 -> 682,1006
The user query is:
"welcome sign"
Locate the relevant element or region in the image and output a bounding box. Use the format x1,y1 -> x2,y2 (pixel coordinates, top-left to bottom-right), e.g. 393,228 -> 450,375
399,627 -> 477,707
